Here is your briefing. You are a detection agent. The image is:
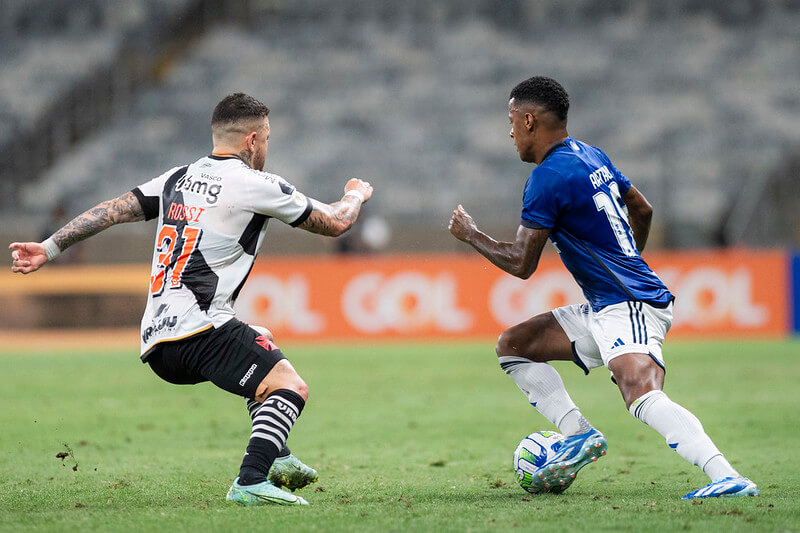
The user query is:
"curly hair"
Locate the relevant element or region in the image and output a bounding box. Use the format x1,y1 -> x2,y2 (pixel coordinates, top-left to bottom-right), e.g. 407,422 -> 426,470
212,93 -> 270,126
509,77 -> 569,122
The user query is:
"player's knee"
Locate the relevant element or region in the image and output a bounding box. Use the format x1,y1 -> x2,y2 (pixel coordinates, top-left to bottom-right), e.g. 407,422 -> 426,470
280,371 -> 309,402
256,362 -> 309,403
616,371 -> 658,409
292,377 -> 309,402
496,329 -> 522,358
497,326 -> 549,362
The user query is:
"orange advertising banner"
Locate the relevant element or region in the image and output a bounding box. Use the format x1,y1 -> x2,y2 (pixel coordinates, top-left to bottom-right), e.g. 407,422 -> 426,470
234,250 -> 788,341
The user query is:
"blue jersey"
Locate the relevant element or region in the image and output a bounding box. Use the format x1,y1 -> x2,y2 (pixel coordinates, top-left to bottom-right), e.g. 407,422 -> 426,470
520,138 -> 673,311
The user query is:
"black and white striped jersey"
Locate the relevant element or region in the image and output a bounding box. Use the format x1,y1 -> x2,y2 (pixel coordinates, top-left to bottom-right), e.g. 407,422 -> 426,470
131,154 -> 313,359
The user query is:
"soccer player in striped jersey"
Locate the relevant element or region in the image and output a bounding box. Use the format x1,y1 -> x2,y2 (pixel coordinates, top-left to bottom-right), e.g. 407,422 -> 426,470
449,76 -> 757,499
10,93 -> 373,506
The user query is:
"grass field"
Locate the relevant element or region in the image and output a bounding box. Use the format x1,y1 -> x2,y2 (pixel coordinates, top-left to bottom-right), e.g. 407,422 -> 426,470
1,339 -> 798,532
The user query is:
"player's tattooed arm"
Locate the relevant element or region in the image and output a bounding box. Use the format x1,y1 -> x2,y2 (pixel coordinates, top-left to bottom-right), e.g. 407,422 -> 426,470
449,205 -> 550,279
297,178 -> 373,237
49,191 -> 146,251
10,191 -> 145,274
622,185 -> 653,252
299,198 -> 362,237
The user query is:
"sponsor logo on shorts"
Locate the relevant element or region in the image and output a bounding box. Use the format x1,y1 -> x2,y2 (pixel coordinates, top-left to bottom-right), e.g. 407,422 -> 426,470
239,364 -> 258,387
254,335 -> 277,352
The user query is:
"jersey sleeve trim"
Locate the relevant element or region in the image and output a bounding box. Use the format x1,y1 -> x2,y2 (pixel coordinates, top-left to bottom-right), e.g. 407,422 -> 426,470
289,197 -> 314,227
131,187 -> 159,221
520,217 -> 552,230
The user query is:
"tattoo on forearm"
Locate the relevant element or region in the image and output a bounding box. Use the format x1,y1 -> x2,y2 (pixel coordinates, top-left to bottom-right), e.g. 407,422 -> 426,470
299,196 -> 361,236
51,191 -> 145,251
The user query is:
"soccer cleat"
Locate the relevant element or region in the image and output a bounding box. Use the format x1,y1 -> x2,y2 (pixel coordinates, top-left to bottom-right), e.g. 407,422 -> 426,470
226,477 -> 309,506
534,428 -> 607,493
681,477 -> 759,499
268,454 -> 319,491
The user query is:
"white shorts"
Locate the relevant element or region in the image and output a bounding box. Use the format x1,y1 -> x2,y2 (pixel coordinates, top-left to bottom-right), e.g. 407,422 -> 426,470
552,300 -> 673,374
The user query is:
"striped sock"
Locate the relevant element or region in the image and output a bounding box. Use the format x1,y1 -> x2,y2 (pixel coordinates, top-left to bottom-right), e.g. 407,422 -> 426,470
246,398 -> 291,458
238,389 -> 305,485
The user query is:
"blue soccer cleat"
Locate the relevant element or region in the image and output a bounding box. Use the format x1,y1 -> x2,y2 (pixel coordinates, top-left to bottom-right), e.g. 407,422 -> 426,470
226,477 -> 309,506
269,454 -> 319,491
681,477 -> 759,499
534,428 -> 607,493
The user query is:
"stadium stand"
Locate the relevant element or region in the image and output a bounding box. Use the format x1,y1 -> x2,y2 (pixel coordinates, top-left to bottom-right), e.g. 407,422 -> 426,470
1,0 -> 799,256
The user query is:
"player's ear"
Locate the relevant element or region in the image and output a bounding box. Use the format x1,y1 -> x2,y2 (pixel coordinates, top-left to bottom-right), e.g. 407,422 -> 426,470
526,111 -> 536,133
246,131 -> 257,150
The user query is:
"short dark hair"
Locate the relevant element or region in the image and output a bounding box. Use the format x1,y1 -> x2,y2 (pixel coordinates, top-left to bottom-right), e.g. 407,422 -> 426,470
509,76 -> 569,122
212,93 -> 270,126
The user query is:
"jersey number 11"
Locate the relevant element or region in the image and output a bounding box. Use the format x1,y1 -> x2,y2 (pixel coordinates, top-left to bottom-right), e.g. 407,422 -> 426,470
593,182 -> 637,257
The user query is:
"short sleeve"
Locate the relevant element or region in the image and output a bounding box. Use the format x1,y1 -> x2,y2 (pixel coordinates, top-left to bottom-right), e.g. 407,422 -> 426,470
131,165 -> 185,221
605,158 -> 630,195
520,168 -> 563,229
247,172 -> 313,227
613,169 -> 631,195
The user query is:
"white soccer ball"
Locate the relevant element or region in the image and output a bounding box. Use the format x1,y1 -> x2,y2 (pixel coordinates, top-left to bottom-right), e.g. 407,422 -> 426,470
513,431 -> 565,494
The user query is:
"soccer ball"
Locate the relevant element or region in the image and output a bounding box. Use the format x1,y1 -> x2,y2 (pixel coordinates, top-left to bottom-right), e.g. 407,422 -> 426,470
513,431 -> 564,494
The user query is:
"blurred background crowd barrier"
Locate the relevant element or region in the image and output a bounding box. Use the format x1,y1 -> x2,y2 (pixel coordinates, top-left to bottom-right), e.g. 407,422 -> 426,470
0,250 -> 797,339
1,0 -> 798,337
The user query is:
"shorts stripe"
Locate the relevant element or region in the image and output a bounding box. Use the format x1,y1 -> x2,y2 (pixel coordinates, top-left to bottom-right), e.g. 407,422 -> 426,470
640,303 -> 649,342
636,304 -> 644,344
627,302 -> 638,343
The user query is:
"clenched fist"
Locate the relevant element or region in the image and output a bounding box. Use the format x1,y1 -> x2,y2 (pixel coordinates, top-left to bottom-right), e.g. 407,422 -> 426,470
344,178 -> 373,203
449,204 -> 477,243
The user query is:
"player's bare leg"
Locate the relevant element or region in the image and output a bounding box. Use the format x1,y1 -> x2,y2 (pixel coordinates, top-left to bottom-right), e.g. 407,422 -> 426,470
609,353 -> 758,498
496,312 -> 606,492
227,360 -> 311,506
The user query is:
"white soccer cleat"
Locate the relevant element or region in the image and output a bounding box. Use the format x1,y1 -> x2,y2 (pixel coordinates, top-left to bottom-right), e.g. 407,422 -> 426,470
681,476 -> 759,499
226,477 -> 309,506
534,428 -> 607,493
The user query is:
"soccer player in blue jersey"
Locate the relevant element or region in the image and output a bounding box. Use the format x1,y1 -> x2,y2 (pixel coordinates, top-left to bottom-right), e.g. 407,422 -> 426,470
449,76 -> 757,499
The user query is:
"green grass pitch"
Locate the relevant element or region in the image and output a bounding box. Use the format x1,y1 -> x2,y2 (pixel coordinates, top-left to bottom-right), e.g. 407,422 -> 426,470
1,339 -> 798,532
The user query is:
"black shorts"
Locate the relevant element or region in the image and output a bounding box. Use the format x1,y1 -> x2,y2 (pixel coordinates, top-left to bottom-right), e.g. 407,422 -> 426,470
145,318 -> 286,399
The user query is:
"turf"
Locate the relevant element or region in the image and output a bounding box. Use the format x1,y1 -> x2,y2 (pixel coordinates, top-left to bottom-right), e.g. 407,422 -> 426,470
1,339 -> 798,532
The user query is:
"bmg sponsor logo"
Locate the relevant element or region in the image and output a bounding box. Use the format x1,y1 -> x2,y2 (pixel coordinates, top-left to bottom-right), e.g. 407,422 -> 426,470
175,174 -> 222,204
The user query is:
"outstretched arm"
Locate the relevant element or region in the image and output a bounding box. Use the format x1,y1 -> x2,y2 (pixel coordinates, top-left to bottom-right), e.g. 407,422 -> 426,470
9,191 -> 145,274
622,185 -> 652,252
297,178 -> 373,237
449,205 -> 550,279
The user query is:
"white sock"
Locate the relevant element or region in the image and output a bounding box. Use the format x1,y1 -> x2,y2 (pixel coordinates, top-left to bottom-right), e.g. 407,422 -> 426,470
498,356 -> 592,437
629,390 -> 739,480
